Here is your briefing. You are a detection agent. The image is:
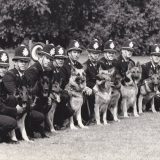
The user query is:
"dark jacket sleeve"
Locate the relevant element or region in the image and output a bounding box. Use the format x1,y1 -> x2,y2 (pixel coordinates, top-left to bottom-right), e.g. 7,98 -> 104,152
60,67 -> 69,90
0,101 -> 17,118
2,72 -> 16,95
2,72 -> 18,107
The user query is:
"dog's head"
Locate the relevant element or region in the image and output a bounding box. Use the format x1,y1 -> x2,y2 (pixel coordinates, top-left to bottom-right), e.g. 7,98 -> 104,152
40,75 -> 50,97
96,67 -> 112,92
126,62 -> 142,83
70,67 -> 86,90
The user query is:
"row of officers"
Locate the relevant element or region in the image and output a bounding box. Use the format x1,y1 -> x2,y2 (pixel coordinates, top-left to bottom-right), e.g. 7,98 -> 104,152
0,38 -> 160,143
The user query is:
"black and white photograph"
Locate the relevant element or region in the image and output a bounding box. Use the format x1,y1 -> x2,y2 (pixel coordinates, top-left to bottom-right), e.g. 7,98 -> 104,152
0,0 -> 160,160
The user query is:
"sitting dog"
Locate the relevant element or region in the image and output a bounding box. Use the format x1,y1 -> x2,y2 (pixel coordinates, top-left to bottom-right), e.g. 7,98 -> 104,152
46,81 -> 61,132
10,86 -> 32,142
120,62 -> 142,118
93,68 -> 112,125
65,67 -> 88,129
138,73 -> 160,114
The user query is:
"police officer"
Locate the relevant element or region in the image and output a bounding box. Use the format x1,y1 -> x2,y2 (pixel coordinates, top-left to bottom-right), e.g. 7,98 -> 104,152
99,39 -> 118,76
60,40 -> 83,89
3,45 -> 46,139
141,44 -> 160,111
117,39 -> 135,78
141,44 -> 160,80
24,44 -> 55,137
47,45 -> 72,128
82,39 -> 101,124
0,50 -> 24,143
98,40 -> 121,121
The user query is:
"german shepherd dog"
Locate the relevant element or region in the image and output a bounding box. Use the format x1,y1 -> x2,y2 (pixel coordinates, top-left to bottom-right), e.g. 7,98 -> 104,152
138,73 -> 160,114
65,67 -> 87,129
120,62 -> 142,118
10,86 -> 32,142
93,68 -> 112,125
40,75 -> 61,133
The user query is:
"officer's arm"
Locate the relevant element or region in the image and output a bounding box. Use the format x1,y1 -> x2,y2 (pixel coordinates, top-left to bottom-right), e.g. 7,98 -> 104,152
60,67 -> 69,90
0,102 -> 17,117
2,72 -> 16,95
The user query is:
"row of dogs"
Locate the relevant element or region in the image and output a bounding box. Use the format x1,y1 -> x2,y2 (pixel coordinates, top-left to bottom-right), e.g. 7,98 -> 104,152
9,62 -> 160,142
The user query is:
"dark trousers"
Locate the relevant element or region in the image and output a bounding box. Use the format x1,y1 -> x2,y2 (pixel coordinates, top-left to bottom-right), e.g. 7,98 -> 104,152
54,91 -> 74,126
25,110 -> 45,136
81,93 -> 95,123
0,115 -> 17,137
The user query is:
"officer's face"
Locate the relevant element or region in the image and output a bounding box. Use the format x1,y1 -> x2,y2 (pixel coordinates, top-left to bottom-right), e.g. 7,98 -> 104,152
104,52 -> 115,61
122,50 -> 133,59
42,56 -> 51,70
68,50 -> 81,61
16,60 -> 29,72
0,66 -> 8,77
54,58 -> 65,67
151,55 -> 160,64
89,52 -> 99,62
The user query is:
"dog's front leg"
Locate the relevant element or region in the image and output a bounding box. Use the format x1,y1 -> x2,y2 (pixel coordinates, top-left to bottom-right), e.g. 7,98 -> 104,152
112,105 -> 120,122
10,129 -> 18,142
102,106 -> 109,125
151,97 -> 157,113
70,116 -> 78,130
94,103 -> 102,125
138,95 -> 143,114
76,108 -> 88,129
121,99 -> 129,118
46,104 -> 56,133
18,113 -> 33,142
133,101 -> 139,117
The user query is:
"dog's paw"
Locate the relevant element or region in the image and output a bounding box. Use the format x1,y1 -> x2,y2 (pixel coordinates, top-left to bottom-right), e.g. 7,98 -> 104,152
80,125 -> 88,129
139,111 -> 143,114
96,122 -> 102,126
134,114 -> 139,117
70,125 -> 78,130
124,115 -> 129,118
103,122 -> 109,125
152,110 -> 157,113
114,119 -> 120,122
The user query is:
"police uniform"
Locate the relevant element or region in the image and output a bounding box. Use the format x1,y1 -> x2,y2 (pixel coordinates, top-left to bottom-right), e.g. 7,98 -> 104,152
116,40 -> 135,78
3,45 -> 46,138
82,39 -> 101,123
0,51 -> 17,142
141,44 -> 160,111
24,44 -> 55,136
98,40 -> 121,120
60,40 -> 83,89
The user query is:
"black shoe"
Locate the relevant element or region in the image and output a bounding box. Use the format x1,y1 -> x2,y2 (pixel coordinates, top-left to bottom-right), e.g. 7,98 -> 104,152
7,139 -> 19,144
41,133 -> 50,138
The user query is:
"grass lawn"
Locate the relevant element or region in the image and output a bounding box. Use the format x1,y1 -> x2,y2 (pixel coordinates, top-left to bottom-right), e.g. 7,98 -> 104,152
0,112 -> 160,160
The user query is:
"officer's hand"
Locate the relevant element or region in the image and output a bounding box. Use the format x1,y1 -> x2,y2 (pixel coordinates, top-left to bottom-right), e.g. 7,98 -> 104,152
16,105 -> 24,114
83,87 -> 92,95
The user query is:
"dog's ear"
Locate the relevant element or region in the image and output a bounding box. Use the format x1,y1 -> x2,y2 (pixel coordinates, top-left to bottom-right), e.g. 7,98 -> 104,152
71,67 -> 76,75
98,65 -> 104,74
136,61 -> 142,73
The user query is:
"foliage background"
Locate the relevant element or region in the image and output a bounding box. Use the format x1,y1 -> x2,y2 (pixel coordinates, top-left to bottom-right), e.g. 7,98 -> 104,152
0,0 -> 160,55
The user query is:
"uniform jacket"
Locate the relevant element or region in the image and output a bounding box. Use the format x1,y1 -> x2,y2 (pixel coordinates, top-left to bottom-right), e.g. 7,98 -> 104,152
0,80 -> 17,117
83,59 -> 100,89
141,61 -> 160,81
24,62 -> 43,87
60,58 -> 83,89
116,55 -> 135,77
2,68 -> 25,108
